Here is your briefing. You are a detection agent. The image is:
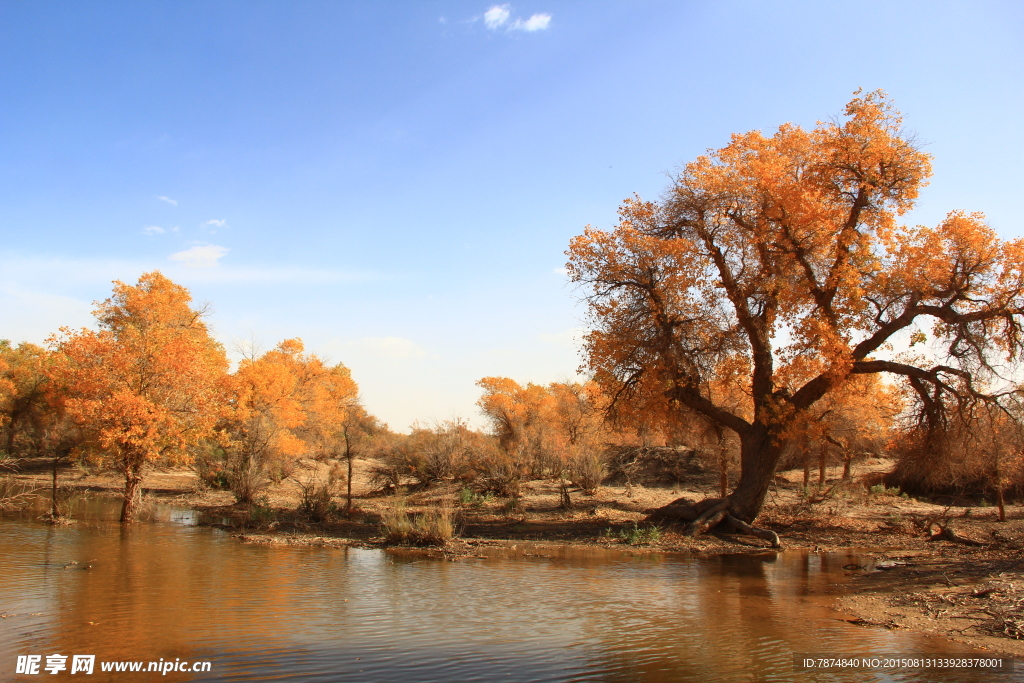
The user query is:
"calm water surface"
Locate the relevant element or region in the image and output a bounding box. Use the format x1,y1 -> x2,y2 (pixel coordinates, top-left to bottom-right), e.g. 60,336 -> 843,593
1,496 -> 1019,682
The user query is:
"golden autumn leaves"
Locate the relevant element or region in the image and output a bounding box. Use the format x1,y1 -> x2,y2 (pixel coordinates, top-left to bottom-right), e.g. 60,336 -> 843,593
567,91 -> 1024,522
43,272 -> 362,521
4,92 -> 1019,530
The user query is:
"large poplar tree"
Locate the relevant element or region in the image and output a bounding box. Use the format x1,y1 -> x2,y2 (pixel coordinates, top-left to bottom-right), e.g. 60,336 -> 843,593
567,92 -> 1024,538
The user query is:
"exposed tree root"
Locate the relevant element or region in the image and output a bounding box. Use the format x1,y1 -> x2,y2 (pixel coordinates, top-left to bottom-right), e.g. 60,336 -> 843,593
646,497 -> 783,548
685,500 -> 729,537
928,525 -> 987,547
724,513 -> 782,549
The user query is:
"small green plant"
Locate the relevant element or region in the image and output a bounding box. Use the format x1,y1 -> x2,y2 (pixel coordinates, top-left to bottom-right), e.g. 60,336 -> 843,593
870,484 -> 902,497
458,487 -> 496,507
605,522 -> 662,545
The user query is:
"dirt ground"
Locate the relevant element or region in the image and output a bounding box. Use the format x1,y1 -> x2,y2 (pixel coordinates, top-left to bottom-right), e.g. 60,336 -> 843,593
4,455 -> 1024,658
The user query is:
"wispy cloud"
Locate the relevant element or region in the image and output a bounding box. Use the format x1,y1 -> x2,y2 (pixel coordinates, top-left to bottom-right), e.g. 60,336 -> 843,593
156,195 -> 178,206
143,225 -> 165,235
481,5 -> 551,32
204,219 -> 226,228
552,266 -> 569,275
484,5 -> 510,29
169,245 -> 229,269
512,13 -> 551,31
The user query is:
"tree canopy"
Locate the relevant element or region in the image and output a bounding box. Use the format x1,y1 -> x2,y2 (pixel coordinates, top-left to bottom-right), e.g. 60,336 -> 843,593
50,271 -> 228,521
567,91 -> 1024,527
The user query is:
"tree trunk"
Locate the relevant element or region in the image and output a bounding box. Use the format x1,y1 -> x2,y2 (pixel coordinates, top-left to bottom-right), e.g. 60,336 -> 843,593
346,454 -> 353,518
817,442 -> 827,487
645,425 -> 783,543
719,454 -> 729,499
725,426 -> 782,522
120,463 -> 144,523
51,457 -> 61,519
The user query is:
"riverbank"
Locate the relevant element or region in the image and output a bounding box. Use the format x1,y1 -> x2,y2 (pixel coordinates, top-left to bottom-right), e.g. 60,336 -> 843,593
4,455 -> 1023,658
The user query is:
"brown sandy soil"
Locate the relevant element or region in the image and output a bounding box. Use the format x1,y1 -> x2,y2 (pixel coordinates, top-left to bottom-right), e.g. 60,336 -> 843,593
4,455 -> 1024,656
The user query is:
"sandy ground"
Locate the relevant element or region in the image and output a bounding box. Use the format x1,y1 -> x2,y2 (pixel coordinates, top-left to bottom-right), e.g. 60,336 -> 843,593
4,455 -> 1024,657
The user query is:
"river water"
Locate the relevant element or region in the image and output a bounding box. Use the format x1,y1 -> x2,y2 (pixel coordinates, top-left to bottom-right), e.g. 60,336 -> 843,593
1,496 -> 1018,682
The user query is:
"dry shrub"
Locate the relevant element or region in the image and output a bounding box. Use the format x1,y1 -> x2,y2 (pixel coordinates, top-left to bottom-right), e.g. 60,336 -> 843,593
569,450 -> 604,495
296,462 -> 345,522
603,446 -> 706,487
380,499 -> 455,546
371,420 -> 497,490
890,408 -> 1024,499
0,478 -> 41,510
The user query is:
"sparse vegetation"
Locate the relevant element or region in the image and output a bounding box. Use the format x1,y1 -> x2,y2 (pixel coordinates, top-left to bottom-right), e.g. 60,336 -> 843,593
605,522 -> 662,545
379,499 -> 454,546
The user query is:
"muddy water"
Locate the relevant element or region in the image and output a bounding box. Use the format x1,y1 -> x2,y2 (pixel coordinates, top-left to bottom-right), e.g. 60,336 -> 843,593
0,497 -> 1018,682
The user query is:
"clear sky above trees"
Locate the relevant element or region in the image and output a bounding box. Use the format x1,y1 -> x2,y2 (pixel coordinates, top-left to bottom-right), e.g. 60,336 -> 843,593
1,1 -> 1021,431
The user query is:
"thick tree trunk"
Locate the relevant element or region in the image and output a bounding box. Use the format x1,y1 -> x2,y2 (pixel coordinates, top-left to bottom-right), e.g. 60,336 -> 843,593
726,425 -> 782,522
645,425 -> 784,546
719,454 -> 729,499
120,463 -> 144,523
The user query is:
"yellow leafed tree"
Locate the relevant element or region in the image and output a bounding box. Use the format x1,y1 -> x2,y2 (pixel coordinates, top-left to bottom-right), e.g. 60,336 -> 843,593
568,91 -> 1024,541
50,272 -> 228,522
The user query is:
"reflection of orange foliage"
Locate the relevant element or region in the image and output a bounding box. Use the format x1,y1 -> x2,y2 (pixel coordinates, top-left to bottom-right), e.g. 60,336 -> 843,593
49,272 -> 228,521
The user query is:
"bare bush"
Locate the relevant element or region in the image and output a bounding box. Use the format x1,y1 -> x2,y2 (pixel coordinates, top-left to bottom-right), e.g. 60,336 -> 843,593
379,499 -> 454,546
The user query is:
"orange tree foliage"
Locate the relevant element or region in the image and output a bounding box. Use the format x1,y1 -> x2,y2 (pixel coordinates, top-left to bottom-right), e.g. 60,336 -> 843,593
218,338 -> 360,503
0,341 -> 73,460
50,272 -> 228,522
567,91 -> 1024,523
476,377 -> 608,492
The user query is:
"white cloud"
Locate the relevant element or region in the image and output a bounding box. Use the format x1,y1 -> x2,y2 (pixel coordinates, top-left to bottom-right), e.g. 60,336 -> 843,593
143,225 -> 165,235
484,5 -> 510,29
204,219 -> 226,228
512,13 -> 551,31
552,266 -> 569,275
168,245 -> 229,269
157,195 -> 178,206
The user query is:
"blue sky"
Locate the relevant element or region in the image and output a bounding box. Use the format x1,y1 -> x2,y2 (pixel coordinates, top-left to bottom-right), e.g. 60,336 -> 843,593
1,1 -> 1022,430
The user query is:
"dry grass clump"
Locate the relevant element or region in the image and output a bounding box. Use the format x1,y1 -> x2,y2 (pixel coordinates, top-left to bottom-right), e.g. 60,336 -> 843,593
379,499 -> 455,546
